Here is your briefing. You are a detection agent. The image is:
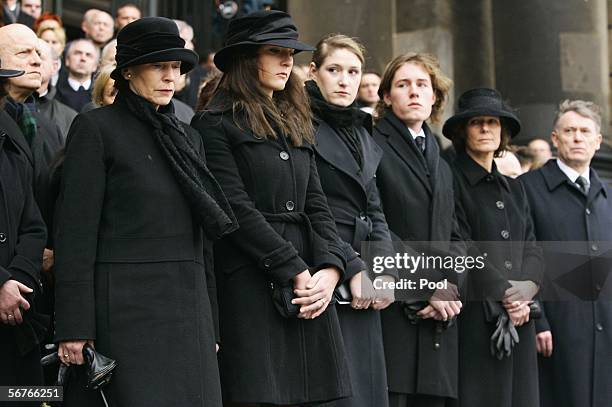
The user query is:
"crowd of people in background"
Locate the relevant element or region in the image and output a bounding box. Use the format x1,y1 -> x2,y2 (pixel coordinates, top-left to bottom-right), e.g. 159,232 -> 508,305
0,3 -> 609,407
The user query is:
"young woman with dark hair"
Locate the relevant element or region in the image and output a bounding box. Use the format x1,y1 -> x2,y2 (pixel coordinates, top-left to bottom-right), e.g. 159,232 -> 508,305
191,10 -> 351,407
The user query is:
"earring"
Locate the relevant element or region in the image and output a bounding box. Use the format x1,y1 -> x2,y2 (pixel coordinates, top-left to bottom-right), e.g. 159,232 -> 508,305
127,74 -> 132,79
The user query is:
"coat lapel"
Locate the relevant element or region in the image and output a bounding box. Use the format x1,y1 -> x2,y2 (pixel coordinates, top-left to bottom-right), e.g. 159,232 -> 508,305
377,114 -> 432,194
314,120 -> 364,187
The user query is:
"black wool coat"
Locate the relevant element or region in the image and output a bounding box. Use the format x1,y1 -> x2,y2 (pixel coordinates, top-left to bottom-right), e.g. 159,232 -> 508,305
520,159 -> 612,407
373,112 -> 460,398
53,99 -> 222,407
191,94 -> 352,405
0,116 -> 47,381
452,151 -> 542,407
313,115 -> 391,407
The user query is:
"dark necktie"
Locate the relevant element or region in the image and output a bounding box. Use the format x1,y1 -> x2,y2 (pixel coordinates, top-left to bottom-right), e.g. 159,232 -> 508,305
415,135 -> 426,155
78,86 -> 86,92
576,176 -> 589,195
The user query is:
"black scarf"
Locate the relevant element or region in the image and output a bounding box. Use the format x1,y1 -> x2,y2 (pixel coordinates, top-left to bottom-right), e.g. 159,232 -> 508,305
116,89 -> 237,240
305,80 -> 364,168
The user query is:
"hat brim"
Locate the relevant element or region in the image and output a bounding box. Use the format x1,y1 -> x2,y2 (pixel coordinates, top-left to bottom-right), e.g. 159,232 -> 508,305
214,39 -> 316,72
442,108 -> 521,140
111,48 -> 199,80
0,68 -> 24,79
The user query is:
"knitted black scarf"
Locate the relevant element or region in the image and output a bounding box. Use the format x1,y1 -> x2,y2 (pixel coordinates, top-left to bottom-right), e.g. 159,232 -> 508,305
305,80 -> 364,168
117,88 -> 237,240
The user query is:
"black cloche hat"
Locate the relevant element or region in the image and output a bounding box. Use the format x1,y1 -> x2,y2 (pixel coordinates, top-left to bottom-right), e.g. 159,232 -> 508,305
111,17 -> 199,80
214,10 -> 315,72
442,88 -> 521,139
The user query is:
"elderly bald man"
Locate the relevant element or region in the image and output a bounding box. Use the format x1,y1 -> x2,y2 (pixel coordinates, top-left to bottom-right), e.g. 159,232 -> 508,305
36,39 -> 77,139
0,24 -> 64,228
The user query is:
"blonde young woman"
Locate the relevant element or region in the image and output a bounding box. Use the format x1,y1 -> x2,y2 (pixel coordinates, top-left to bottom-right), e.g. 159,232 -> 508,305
306,34 -> 394,407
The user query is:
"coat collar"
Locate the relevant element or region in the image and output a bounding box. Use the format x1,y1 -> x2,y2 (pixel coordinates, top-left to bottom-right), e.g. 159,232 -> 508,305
455,150 -> 510,192
313,118 -> 382,189
375,111 -> 438,194
539,158 -> 608,199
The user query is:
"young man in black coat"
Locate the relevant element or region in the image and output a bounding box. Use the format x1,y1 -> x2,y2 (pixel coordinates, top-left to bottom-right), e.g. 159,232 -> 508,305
520,100 -> 612,407
373,53 -> 463,407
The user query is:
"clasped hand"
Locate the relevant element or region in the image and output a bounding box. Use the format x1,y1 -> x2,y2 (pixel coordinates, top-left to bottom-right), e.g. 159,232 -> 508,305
0,280 -> 32,325
503,280 -> 538,327
417,283 -> 462,321
292,267 -> 340,319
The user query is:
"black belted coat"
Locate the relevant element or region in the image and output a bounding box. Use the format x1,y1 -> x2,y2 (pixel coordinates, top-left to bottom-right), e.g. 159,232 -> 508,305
191,93 -> 351,405
312,113 -> 391,407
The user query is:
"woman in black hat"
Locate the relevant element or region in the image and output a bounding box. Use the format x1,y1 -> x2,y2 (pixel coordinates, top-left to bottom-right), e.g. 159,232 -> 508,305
53,17 -> 235,407
444,88 -> 542,407
305,33 -> 394,407
191,10 -> 352,406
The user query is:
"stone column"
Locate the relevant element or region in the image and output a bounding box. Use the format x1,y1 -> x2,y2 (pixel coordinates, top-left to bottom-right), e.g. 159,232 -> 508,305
491,0 -> 610,143
288,0 -> 394,73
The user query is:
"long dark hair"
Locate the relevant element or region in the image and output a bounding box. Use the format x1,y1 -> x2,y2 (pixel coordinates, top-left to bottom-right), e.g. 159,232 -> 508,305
212,46 -> 314,146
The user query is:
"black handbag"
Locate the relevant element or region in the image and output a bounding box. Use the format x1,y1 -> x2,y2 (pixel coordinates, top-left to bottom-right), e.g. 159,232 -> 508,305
270,282 -> 300,318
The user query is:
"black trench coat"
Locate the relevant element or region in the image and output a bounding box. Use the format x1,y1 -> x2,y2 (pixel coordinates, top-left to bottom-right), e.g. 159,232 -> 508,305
53,99 -> 222,407
313,117 -> 391,407
452,151 -> 542,407
191,94 -> 351,405
520,159 -> 612,407
373,112 -> 460,399
0,120 -> 47,385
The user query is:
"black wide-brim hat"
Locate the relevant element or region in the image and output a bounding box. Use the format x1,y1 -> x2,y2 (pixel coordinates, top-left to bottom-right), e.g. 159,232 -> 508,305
442,88 -> 521,139
214,10 -> 315,72
111,17 -> 199,80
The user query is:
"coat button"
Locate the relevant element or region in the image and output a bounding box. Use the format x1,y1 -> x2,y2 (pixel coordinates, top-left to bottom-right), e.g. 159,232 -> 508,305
433,342 -> 441,350
501,230 -> 510,239
496,201 -> 505,210
285,201 -> 295,211
504,260 -> 513,270
595,283 -> 602,291
586,208 -> 591,215
263,259 -> 272,268
279,151 -> 289,161
0,233 -> 6,243
596,323 -> 604,332
591,243 -> 599,252
485,175 -> 494,182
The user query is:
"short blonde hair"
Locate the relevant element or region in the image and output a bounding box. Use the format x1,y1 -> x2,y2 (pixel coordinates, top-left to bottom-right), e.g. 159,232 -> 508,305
312,33 -> 365,67
91,65 -> 115,106
37,26 -> 66,52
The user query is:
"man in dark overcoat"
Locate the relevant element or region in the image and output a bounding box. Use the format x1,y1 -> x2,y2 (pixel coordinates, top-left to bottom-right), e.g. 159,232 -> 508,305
373,53 -> 462,407
520,99 -> 612,407
0,60 -> 48,395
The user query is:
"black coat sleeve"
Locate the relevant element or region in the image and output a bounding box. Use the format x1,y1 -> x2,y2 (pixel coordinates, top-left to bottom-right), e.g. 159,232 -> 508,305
303,149 -> 346,276
518,182 -> 544,286
53,114 -> 105,342
364,176 -> 397,280
0,159 -> 46,292
193,113 -> 310,284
